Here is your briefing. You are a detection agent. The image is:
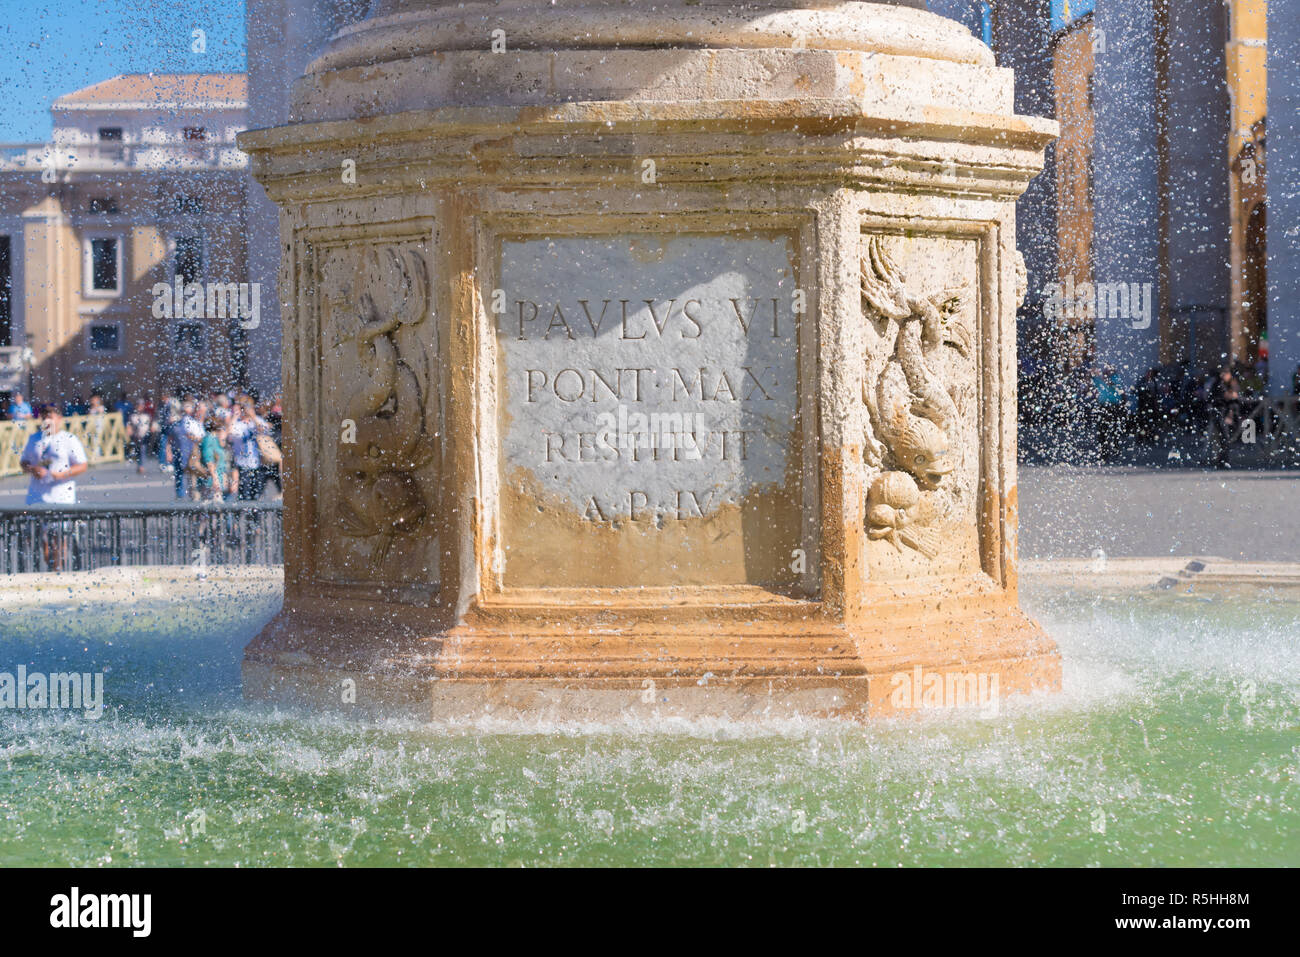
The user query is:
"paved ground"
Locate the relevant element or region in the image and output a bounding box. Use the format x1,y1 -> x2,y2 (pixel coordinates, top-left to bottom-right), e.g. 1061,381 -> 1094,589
0,460 -> 280,508
0,564 -> 283,604
2,460 -> 1296,561
1018,464 -> 1299,562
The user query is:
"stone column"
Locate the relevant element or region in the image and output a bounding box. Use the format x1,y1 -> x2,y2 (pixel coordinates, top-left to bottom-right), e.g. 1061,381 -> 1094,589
990,0 -> 1059,321
244,0 -> 370,396
1268,0 -> 1300,393
240,0 -> 1060,719
1164,0 -> 1232,372
1092,0 -> 1162,380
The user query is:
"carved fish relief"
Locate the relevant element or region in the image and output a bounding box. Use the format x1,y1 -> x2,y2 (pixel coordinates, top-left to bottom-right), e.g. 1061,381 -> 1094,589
326,244 -> 437,576
860,234 -> 972,557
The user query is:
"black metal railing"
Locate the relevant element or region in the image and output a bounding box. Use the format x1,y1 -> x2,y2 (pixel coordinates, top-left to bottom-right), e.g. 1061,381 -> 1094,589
0,504 -> 283,574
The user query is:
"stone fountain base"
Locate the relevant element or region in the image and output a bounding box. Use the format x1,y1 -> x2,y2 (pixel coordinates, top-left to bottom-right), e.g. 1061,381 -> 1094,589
238,1 -> 1061,721
244,590 -> 1060,720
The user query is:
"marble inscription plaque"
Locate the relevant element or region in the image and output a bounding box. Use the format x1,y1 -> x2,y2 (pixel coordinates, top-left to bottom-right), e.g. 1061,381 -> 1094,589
496,233 -> 805,590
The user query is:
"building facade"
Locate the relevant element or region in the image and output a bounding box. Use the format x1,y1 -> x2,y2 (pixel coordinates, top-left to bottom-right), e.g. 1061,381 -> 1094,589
0,73 -> 250,409
964,0 -> 1277,392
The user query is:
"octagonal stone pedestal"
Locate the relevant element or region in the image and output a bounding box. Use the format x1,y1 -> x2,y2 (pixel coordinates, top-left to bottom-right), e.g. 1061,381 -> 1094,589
239,0 -> 1061,720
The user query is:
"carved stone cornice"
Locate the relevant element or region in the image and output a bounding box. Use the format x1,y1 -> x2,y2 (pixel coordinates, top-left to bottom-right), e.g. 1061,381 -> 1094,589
241,98 -> 1057,205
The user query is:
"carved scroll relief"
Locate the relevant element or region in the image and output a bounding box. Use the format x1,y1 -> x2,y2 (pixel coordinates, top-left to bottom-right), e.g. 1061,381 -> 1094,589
316,238 -> 439,585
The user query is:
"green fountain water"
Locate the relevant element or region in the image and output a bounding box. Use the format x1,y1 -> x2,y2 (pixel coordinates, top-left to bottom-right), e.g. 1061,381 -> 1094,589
1,580 -> 1296,866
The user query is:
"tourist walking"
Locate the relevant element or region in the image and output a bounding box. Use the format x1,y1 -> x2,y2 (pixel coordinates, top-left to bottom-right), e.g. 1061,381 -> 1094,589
228,399 -> 270,500
197,412 -> 231,503
169,399 -> 205,500
126,401 -> 152,475
1092,366 -> 1126,460
85,393 -> 108,458
1211,368 -> 1243,468
157,394 -> 180,468
260,393 -> 283,497
18,404 -> 90,570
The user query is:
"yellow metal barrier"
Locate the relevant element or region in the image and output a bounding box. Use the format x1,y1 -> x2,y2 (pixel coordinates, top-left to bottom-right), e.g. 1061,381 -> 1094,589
0,413 -> 127,478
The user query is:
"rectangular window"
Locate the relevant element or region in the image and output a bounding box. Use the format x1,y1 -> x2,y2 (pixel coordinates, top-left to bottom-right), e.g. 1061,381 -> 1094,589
88,323 -> 121,353
86,237 -> 121,294
88,196 -> 118,214
181,127 -> 207,142
176,322 -> 204,351
96,127 -> 124,162
175,236 -> 203,285
172,194 -> 204,215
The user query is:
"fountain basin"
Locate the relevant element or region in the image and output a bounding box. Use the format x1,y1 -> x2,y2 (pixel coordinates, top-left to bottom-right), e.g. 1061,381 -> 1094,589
1,567 -> 1295,866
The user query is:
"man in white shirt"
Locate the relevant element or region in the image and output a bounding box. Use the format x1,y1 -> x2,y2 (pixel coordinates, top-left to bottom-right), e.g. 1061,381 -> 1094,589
20,404 -> 89,505
19,404 -> 90,572
228,400 -> 268,500
213,391 -> 234,424
169,399 -> 205,499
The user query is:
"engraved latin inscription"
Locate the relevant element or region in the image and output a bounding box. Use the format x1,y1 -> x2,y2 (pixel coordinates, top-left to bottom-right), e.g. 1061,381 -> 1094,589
496,233 -> 804,588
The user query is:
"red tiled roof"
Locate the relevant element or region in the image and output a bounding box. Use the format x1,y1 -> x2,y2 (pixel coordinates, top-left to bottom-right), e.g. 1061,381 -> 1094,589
54,73 -> 247,108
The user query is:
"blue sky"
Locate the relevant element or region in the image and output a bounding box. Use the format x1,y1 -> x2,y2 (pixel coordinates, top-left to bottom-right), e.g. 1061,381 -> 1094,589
1052,0 -> 1096,32
0,0 -> 245,142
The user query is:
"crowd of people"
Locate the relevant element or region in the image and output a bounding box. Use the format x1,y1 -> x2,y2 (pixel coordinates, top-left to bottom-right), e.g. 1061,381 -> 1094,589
1128,362 -> 1270,451
1020,354 -> 1290,465
5,388 -> 282,503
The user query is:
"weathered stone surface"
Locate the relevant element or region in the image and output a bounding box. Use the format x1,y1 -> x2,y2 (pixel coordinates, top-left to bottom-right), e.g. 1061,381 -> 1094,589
497,233 -> 803,589
318,235 -> 439,587
240,0 -> 1062,719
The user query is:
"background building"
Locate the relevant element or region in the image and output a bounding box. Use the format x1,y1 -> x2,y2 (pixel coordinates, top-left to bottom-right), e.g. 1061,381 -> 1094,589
0,73 -> 250,409
238,0 -> 1294,410
958,0 -> 1276,398
244,0 -> 370,396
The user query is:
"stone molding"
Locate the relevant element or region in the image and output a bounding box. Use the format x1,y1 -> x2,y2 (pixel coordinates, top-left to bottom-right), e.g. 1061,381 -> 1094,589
309,1 -> 982,83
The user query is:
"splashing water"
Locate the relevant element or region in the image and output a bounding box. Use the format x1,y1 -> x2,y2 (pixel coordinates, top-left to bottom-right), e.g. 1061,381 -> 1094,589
1,578 -> 1296,866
